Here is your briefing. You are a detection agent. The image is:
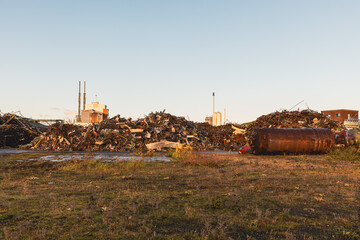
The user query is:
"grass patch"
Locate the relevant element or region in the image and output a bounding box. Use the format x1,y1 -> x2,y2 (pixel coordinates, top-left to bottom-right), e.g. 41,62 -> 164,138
328,147 -> 360,162
58,159 -> 146,174
167,149 -> 225,168
0,152 -> 360,239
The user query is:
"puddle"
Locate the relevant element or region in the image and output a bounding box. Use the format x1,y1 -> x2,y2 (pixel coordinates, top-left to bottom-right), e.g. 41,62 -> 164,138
16,152 -> 171,162
30,154 -> 84,162
0,149 -> 32,154
2,149 -> 235,162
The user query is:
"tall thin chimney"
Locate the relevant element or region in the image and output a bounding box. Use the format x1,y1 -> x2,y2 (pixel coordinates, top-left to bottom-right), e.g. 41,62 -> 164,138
212,92 -> 215,115
83,81 -> 86,110
212,92 -> 215,126
78,81 -> 81,120
224,108 -> 226,125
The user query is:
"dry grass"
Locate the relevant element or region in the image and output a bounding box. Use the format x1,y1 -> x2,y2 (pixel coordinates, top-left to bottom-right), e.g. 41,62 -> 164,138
0,149 -> 360,239
328,147 -> 360,162
167,149 -> 227,168
58,158 -> 145,174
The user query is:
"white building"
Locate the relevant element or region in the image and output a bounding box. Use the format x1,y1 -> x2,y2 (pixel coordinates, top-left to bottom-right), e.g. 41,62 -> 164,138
81,101 -> 109,123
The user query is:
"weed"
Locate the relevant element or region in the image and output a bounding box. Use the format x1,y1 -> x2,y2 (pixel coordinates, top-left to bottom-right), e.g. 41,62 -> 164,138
328,147 -> 360,162
332,228 -> 360,239
168,148 -> 225,168
58,158 -> 145,174
205,197 -> 227,210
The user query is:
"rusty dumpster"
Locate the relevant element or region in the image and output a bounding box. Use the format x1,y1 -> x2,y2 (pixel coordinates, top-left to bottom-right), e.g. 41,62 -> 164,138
249,128 -> 335,155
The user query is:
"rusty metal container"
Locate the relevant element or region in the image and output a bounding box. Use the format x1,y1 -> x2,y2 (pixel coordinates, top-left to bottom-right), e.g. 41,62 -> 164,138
250,128 -> 335,155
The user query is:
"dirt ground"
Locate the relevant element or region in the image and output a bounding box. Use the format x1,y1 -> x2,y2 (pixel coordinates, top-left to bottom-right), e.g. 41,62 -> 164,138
0,149 -> 359,239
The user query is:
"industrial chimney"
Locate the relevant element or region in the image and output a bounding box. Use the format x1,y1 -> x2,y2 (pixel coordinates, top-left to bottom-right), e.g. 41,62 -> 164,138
205,92 -> 222,126
212,92 -> 215,117
211,92 -> 222,126
77,81 -> 81,122
83,81 -> 86,110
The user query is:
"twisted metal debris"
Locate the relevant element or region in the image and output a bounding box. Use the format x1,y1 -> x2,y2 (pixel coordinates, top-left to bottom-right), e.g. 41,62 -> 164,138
247,110 -> 344,131
0,113 -> 47,147
13,110 -> 346,152
29,112 -> 244,151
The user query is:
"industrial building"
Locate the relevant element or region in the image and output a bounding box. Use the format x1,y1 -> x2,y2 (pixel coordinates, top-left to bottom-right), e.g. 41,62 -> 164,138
81,101 -> 109,123
321,109 -> 359,129
321,109 -> 358,123
205,112 -> 222,126
205,92 -> 223,126
75,81 -> 109,123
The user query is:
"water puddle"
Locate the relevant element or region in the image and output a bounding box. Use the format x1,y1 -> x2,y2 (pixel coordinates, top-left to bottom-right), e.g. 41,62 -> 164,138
1,149 -> 234,162
25,153 -> 171,162
0,150 -> 172,162
0,149 -> 32,154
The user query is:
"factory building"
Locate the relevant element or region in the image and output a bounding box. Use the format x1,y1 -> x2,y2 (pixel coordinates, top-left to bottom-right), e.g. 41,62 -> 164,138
76,81 -> 109,123
205,112 -> 222,126
81,101 -> 109,123
321,109 -> 359,129
205,92 -> 223,126
321,109 -> 358,123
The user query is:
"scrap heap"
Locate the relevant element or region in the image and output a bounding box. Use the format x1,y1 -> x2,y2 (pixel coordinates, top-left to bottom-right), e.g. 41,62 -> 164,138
234,110 -> 345,152
27,110 -> 344,152
29,112 -> 244,152
0,113 -> 47,147
247,110 -> 344,131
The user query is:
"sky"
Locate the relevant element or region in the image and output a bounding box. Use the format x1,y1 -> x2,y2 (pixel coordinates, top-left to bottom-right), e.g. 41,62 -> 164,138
1,1 -> 360,123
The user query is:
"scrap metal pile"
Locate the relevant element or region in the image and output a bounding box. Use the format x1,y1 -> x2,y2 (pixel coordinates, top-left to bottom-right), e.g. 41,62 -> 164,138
246,110 -> 344,131
0,113 -> 47,148
236,110 -> 345,153
29,112 -> 244,152
25,110 -> 345,152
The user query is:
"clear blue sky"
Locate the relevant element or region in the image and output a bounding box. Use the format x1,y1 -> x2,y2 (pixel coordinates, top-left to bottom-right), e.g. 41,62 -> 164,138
1,1 -> 359,123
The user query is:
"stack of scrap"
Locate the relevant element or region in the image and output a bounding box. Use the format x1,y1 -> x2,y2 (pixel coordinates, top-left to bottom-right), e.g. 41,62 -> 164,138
233,110 -> 345,150
247,110 -> 344,131
0,113 -> 47,147
195,123 -> 246,150
29,112 -> 244,152
28,110 -> 344,152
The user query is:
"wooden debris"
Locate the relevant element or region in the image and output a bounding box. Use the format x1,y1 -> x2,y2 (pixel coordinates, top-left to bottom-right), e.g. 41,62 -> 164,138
146,140 -> 182,151
0,113 -> 47,147
24,110 -> 345,152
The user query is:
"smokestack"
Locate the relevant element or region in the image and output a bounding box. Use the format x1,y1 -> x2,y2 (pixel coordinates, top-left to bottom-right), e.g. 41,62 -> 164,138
212,92 -> 215,126
224,108 -> 226,125
78,81 -> 81,120
212,92 -> 215,116
83,81 -> 86,110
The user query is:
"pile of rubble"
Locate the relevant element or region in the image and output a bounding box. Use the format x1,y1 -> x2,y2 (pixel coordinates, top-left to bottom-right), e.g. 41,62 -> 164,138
247,110 -> 344,131
24,110 -> 345,152
0,113 -> 47,148
29,112 -> 245,152
235,110 -> 346,152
